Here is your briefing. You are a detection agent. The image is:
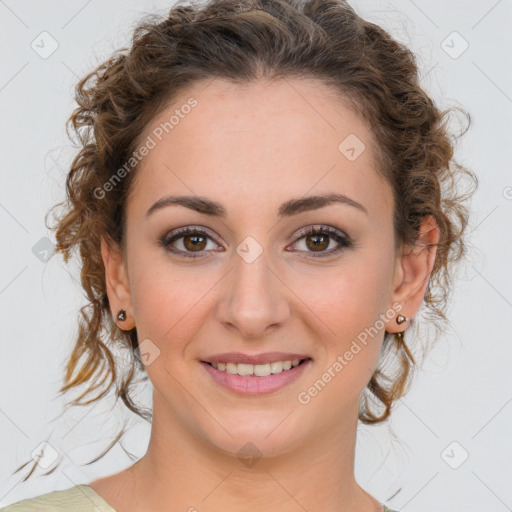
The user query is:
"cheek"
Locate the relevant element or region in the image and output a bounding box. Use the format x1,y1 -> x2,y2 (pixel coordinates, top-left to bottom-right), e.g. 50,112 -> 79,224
128,258 -> 210,356
128,264 -> 214,399
297,259 -> 392,335
293,272 -> 387,416
291,254 -> 393,381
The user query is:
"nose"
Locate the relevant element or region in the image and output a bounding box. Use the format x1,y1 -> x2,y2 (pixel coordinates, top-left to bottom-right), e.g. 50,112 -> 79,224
216,249 -> 290,340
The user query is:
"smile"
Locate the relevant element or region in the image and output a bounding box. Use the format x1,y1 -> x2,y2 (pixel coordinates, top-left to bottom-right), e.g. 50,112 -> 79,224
206,358 -> 308,377
201,358 -> 312,395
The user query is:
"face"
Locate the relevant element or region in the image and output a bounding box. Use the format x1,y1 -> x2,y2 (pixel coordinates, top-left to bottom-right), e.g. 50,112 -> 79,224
102,77 -> 430,461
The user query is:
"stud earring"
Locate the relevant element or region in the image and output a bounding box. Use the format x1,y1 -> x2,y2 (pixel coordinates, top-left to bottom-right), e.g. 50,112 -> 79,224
117,309 -> 127,321
396,315 -> 408,325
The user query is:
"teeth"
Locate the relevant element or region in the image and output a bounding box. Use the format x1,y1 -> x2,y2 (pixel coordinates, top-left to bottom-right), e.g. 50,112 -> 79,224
210,359 -> 303,377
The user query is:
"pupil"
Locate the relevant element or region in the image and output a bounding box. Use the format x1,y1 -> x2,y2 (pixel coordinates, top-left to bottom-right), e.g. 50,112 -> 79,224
186,234 -> 205,250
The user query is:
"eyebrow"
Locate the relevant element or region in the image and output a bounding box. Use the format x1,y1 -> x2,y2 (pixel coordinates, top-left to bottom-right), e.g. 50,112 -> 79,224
146,192 -> 368,218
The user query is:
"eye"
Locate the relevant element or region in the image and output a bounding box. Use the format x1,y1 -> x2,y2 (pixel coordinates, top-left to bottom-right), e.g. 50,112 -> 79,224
160,224 -> 353,259
287,225 -> 352,258
160,227 -> 222,259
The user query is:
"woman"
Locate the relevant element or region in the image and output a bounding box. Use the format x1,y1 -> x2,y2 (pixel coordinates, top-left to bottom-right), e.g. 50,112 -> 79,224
2,0 -> 477,510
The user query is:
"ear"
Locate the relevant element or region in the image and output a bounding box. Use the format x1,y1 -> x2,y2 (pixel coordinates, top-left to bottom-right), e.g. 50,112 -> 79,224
386,215 -> 440,333
101,234 -> 135,330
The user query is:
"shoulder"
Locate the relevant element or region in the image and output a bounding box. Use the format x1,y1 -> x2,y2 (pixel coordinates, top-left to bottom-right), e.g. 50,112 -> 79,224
0,484 -> 116,512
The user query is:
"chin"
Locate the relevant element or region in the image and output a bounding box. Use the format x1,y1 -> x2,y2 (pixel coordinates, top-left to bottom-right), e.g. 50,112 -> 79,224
199,413 -> 308,464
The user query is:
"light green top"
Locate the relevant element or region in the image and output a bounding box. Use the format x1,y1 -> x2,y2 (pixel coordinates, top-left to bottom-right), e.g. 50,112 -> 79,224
0,484 -> 400,511
0,485 -> 116,511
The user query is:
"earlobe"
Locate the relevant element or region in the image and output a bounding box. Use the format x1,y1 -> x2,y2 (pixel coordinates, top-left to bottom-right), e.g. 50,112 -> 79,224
386,215 -> 440,333
101,234 -> 135,330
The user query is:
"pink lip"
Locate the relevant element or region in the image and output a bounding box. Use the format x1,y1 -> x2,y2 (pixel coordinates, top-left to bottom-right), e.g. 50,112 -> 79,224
201,359 -> 312,396
201,352 -> 311,365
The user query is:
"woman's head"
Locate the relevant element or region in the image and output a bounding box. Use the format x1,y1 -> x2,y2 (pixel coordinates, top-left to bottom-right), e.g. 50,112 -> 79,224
33,0 -> 476,475
98,74 -> 441,460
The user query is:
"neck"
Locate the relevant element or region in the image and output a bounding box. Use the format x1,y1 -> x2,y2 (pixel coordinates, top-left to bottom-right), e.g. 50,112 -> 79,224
119,391 -> 383,512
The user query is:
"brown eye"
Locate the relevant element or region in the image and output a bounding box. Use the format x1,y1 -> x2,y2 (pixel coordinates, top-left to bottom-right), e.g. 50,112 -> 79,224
183,233 -> 207,251
161,227 -> 220,258
290,225 -> 352,258
305,233 -> 330,252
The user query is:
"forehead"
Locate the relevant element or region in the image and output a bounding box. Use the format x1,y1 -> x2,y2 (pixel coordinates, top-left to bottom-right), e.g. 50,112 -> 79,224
128,77 -> 393,221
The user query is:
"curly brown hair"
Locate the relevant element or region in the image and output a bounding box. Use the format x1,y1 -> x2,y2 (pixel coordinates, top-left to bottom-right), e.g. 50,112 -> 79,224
15,0 -> 477,481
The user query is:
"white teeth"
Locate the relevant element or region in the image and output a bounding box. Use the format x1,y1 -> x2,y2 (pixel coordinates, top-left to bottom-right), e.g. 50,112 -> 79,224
210,358 -> 304,377
270,361 -> 283,373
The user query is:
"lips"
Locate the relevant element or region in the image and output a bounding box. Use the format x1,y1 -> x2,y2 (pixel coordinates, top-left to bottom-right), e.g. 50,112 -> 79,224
201,352 -> 312,365
201,357 -> 312,395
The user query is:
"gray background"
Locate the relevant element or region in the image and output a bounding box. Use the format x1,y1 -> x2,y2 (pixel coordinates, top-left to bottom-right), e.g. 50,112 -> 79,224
1,0 -> 511,510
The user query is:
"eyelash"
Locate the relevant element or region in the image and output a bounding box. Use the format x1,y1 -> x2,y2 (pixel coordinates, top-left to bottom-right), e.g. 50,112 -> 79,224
160,225 -> 353,259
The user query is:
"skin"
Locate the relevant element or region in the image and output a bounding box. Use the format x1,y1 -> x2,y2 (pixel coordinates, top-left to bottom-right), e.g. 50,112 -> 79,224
90,77 -> 439,512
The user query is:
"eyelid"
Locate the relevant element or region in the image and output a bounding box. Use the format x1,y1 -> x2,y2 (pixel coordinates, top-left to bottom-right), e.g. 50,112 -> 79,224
292,224 -> 346,239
